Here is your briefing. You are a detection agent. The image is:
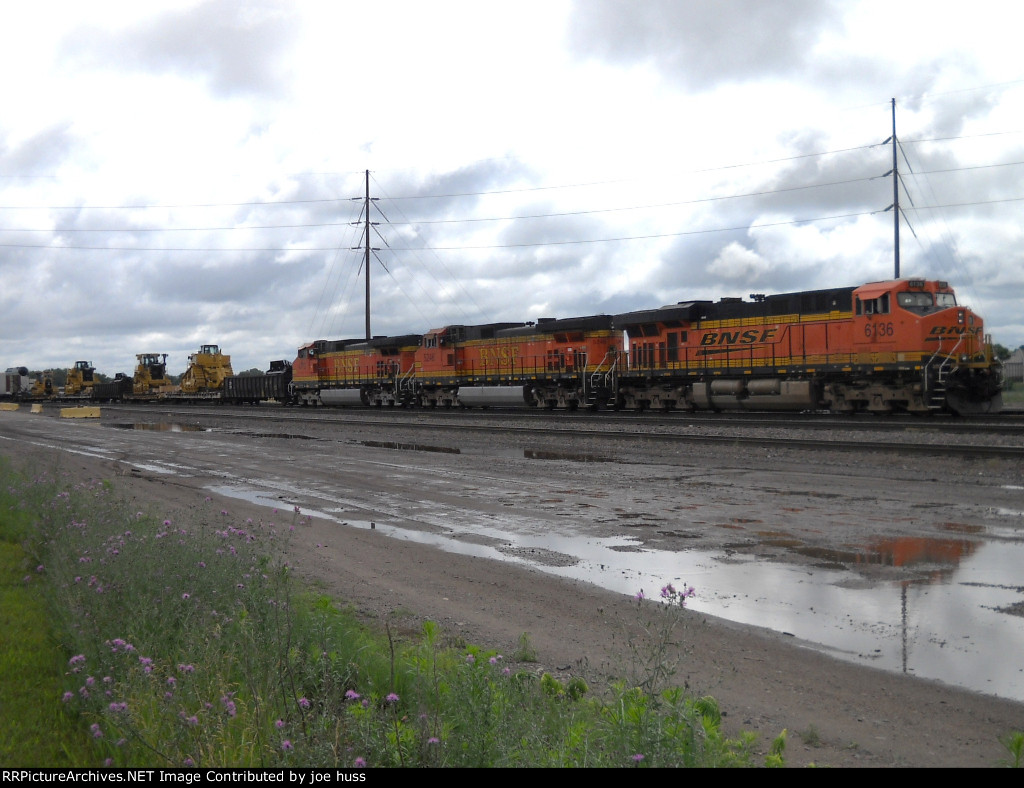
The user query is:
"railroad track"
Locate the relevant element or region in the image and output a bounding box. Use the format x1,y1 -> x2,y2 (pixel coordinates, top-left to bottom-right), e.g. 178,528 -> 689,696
92,403 -> 1024,460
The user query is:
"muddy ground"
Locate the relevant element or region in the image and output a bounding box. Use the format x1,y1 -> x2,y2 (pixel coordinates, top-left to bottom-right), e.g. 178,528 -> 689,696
2,407 -> 1024,768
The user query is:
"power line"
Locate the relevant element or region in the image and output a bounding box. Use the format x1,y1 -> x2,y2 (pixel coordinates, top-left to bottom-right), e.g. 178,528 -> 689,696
2,191 -> 1021,254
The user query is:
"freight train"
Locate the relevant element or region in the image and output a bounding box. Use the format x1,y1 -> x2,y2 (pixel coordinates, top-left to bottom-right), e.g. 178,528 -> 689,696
3,278 -> 1004,415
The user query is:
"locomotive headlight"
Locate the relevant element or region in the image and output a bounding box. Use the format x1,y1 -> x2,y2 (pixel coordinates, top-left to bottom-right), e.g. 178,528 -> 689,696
960,354 -> 969,362
957,311 -> 964,324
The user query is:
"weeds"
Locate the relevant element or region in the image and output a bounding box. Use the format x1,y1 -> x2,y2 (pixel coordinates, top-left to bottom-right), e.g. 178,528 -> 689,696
2,456 -> 782,767
1000,731 -> 1024,768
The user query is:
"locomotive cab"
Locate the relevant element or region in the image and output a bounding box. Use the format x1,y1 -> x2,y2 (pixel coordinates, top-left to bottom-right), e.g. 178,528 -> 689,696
851,278 -> 1001,414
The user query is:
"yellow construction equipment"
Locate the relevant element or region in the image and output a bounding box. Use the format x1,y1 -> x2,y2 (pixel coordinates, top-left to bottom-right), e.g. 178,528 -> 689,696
64,361 -> 96,397
133,353 -> 171,396
180,344 -> 234,395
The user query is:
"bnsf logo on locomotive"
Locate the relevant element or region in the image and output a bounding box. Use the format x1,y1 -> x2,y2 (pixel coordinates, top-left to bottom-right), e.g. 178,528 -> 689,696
928,326 -> 981,336
333,357 -> 361,373
699,328 -> 779,346
479,346 -> 520,363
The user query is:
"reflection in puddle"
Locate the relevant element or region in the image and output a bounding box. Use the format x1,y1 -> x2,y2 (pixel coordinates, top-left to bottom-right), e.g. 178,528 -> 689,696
206,482 -> 1024,703
859,536 -> 977,568
358,440 -> 460,454
107,422 -> 206,432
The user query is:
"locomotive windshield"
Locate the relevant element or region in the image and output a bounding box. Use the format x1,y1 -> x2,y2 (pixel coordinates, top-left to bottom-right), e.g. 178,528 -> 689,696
896,291 -> 958,313
897,292 -> 933,309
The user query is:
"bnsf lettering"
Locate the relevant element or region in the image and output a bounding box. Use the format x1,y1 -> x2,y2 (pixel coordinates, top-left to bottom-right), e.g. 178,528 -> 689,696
699,328 -> 778,346
929,326 -> 981,336
480,346 -> 520,364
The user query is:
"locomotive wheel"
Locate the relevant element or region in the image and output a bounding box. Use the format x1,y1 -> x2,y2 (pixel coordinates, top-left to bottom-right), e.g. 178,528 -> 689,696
946,390 -> 1002,416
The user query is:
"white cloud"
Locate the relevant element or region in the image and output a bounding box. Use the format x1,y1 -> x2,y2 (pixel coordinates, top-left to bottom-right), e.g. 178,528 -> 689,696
1,0 -> 1023,375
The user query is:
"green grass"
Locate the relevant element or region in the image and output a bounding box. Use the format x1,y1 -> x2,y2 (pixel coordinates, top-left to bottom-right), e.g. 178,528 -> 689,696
1000,381 -> 1024,406
0,490 -> 94,766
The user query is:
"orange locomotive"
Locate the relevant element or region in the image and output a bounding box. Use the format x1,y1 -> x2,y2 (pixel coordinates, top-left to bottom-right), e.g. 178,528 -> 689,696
292,335 -> 421,407
614,278 -> 1001,414
292,316 -> 621,409
415,315 -> 620,409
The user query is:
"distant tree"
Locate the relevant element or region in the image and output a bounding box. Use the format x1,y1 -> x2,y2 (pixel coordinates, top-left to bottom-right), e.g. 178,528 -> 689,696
993,343 -> 1012,360
238,368 -> 265,376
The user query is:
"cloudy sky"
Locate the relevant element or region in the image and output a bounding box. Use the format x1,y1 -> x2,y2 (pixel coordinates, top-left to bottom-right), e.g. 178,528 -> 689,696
2,0 -> 1023,376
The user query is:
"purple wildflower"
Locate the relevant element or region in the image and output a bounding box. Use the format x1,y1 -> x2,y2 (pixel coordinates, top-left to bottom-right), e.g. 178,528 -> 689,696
297,697 -> 310,709
384,692 -> 399,704
281,740 -> 293,751
353,758 -> 366,768
344,690 -> 360,701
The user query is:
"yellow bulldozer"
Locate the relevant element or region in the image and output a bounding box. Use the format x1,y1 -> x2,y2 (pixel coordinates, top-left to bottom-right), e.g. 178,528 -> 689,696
64,361 -> 96,397
133,353 -> 172,396
180,344 -> 234,395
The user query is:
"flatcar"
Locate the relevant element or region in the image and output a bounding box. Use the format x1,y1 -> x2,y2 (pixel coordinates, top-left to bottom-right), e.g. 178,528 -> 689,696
614,278 -> 1001,415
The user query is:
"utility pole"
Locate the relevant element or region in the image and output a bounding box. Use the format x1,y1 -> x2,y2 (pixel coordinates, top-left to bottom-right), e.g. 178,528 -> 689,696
352,169 -> 378,340
363,169 -> 372,339
891,98 -> 900,279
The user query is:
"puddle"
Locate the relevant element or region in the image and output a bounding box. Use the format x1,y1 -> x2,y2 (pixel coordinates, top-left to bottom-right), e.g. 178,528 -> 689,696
357,440 -> 460,454
107,422 -> 206,432
206,482 -> 1024,703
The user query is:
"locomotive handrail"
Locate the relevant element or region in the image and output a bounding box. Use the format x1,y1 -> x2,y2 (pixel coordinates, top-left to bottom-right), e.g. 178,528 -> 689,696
398,363 -> 416,390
